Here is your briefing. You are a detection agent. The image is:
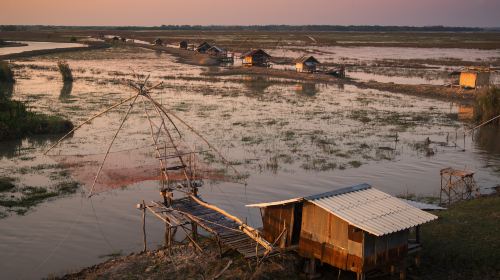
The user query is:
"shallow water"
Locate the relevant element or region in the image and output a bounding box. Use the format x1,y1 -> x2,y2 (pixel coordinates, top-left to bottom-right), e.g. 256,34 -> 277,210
0,41 -> 86,56
269,45 -> 500,65
0,46 -> 499,279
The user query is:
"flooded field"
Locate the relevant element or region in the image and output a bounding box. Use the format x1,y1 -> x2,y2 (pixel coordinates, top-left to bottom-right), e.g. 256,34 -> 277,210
1,46 -> 500,279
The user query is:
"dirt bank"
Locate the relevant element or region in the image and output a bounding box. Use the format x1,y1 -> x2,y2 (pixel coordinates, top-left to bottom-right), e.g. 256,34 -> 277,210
59,239 -> 306,280
202,66 -> 476,102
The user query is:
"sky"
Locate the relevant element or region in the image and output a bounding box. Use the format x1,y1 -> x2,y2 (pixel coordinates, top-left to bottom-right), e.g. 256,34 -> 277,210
1,0 -> 500,27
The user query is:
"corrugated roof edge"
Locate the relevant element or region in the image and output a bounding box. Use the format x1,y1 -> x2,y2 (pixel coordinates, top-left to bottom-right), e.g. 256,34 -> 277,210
305,183 -> 372,201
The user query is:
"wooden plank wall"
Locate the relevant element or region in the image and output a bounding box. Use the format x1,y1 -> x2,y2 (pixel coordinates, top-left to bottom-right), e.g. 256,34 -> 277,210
298,201 -> 364,273
262,204 -> 295,246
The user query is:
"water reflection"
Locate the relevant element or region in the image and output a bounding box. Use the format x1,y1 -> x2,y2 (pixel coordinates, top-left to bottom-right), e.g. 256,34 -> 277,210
59,82 -> 73,101
295,83 -> 318,96
0,82 -> 14,99
242,76 -> 273,94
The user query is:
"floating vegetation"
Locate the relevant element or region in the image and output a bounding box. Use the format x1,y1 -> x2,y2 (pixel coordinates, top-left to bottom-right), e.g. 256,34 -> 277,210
0,176 -> 15,192
57,60 -> 74,82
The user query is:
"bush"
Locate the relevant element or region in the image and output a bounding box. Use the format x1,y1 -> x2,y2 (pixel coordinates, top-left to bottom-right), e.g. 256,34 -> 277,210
57,60 -> 73,82
474,87 -> 500,124
0,60 -> 15,83
0,99 -> 74,141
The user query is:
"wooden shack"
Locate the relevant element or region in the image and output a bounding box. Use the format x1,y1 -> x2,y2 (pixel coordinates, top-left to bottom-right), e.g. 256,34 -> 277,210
459,68 -> 491,89
179,40 -> 188,49
196,42 -> 212,53
206,45 -> 226,57
154,38 -> 163,46
247,184 -> 438,279
240,49 -> 271,67
295,55 -> 320,73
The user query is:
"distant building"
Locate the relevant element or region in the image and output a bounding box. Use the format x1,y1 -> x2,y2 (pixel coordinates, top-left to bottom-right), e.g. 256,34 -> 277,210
459,67 -> 491,89
206,45 -> 226,57
295,55 -> 320,73
240,49 -> 271,67
196,42 -> 212,53
179,41 -> 188,49
247,184 -> 437,279
154,38 -> 163,46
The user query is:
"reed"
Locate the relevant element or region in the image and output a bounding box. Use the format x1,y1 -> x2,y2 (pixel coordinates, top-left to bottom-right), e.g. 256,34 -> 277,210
474,87 -> 500,124
57,60 -> 73,82
0,60 -> 15,83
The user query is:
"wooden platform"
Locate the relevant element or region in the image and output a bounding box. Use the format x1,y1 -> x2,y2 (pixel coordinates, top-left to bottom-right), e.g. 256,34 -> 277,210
146,196 -> 271,258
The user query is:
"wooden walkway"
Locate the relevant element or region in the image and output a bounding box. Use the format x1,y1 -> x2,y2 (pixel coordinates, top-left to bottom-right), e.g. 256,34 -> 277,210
146,196 -> 271,258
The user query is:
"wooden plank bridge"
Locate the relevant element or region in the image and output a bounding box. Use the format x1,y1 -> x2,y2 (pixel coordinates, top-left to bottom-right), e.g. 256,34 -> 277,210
143,195 -> 273,259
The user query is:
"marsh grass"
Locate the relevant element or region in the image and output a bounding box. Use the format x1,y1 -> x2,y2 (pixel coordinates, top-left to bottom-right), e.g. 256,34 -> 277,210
0,99 -> 74,141
57,60 -> 74,82
416,195 -> 500,279
0,177 -> 15,192
474,87 -> 500,124
0,60 -> 15,83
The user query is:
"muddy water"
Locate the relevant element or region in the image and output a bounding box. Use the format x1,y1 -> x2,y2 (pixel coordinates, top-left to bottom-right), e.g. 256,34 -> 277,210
0,41 -> 86,56
1,47 -> 499,279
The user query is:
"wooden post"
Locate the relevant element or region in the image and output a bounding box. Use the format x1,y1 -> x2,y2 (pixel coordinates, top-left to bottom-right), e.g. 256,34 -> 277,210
416,225 -> 421,244
142,200 -> 147,252
191,222 -> 198,241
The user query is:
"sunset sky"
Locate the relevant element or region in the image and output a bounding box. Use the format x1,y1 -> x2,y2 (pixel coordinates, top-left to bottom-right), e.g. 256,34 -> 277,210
2,0 -> 499,27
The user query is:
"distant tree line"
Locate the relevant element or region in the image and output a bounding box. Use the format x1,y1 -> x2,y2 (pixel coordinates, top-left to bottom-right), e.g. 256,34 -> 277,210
1,25 -> 495,32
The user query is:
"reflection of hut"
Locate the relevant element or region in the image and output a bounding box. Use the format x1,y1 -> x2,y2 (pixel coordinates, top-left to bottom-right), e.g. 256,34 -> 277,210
247,184 -> 437,279
240,49 -> 271,67
206,45 -> 226,57
154,38 -> 163,46
459,67 -> 491,89
295,56 -> 320,73
458,105 -> 474,120
196,42 -> 212,53
179,41 -> 188,49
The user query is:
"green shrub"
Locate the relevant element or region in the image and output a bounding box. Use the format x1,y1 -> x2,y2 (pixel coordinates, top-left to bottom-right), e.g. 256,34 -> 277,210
0,60 -> 15,83
57,60 -> 73,82
474,87 -> 500,124
0,99 -> 74,141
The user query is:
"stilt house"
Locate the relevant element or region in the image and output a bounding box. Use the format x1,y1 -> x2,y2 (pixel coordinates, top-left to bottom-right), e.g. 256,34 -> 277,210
247,184 -> 438,278
154,38 -> 163,46
459,67 -> 491,89
295,56 -> 320,73
179,40 -> 188,49
196,42 -> 212,53
240,49 -> 271,67
207,45 -> 226,57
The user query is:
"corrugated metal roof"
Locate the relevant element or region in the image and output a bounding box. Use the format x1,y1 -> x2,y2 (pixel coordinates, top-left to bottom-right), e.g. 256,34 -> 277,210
246,197 -> 302,208
306,184 -> 438,236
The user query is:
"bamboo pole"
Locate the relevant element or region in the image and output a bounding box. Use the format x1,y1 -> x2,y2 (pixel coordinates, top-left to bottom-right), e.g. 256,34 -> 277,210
87,94 -> 140,197
145,95 -> 193,190
142,200 -> 147,252
141,96 -> 170,185
44,94 -> 138,155
143,93 -> 242,179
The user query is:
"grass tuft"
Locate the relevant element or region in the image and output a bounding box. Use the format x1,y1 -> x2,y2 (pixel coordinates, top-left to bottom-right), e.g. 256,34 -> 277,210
57,60 -> 74,82
0,60 -> 15,83
474,87 -> 500,124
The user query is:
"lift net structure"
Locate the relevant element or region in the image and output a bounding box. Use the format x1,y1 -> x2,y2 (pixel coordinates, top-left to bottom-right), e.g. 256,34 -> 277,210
45,78 -> 242,196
